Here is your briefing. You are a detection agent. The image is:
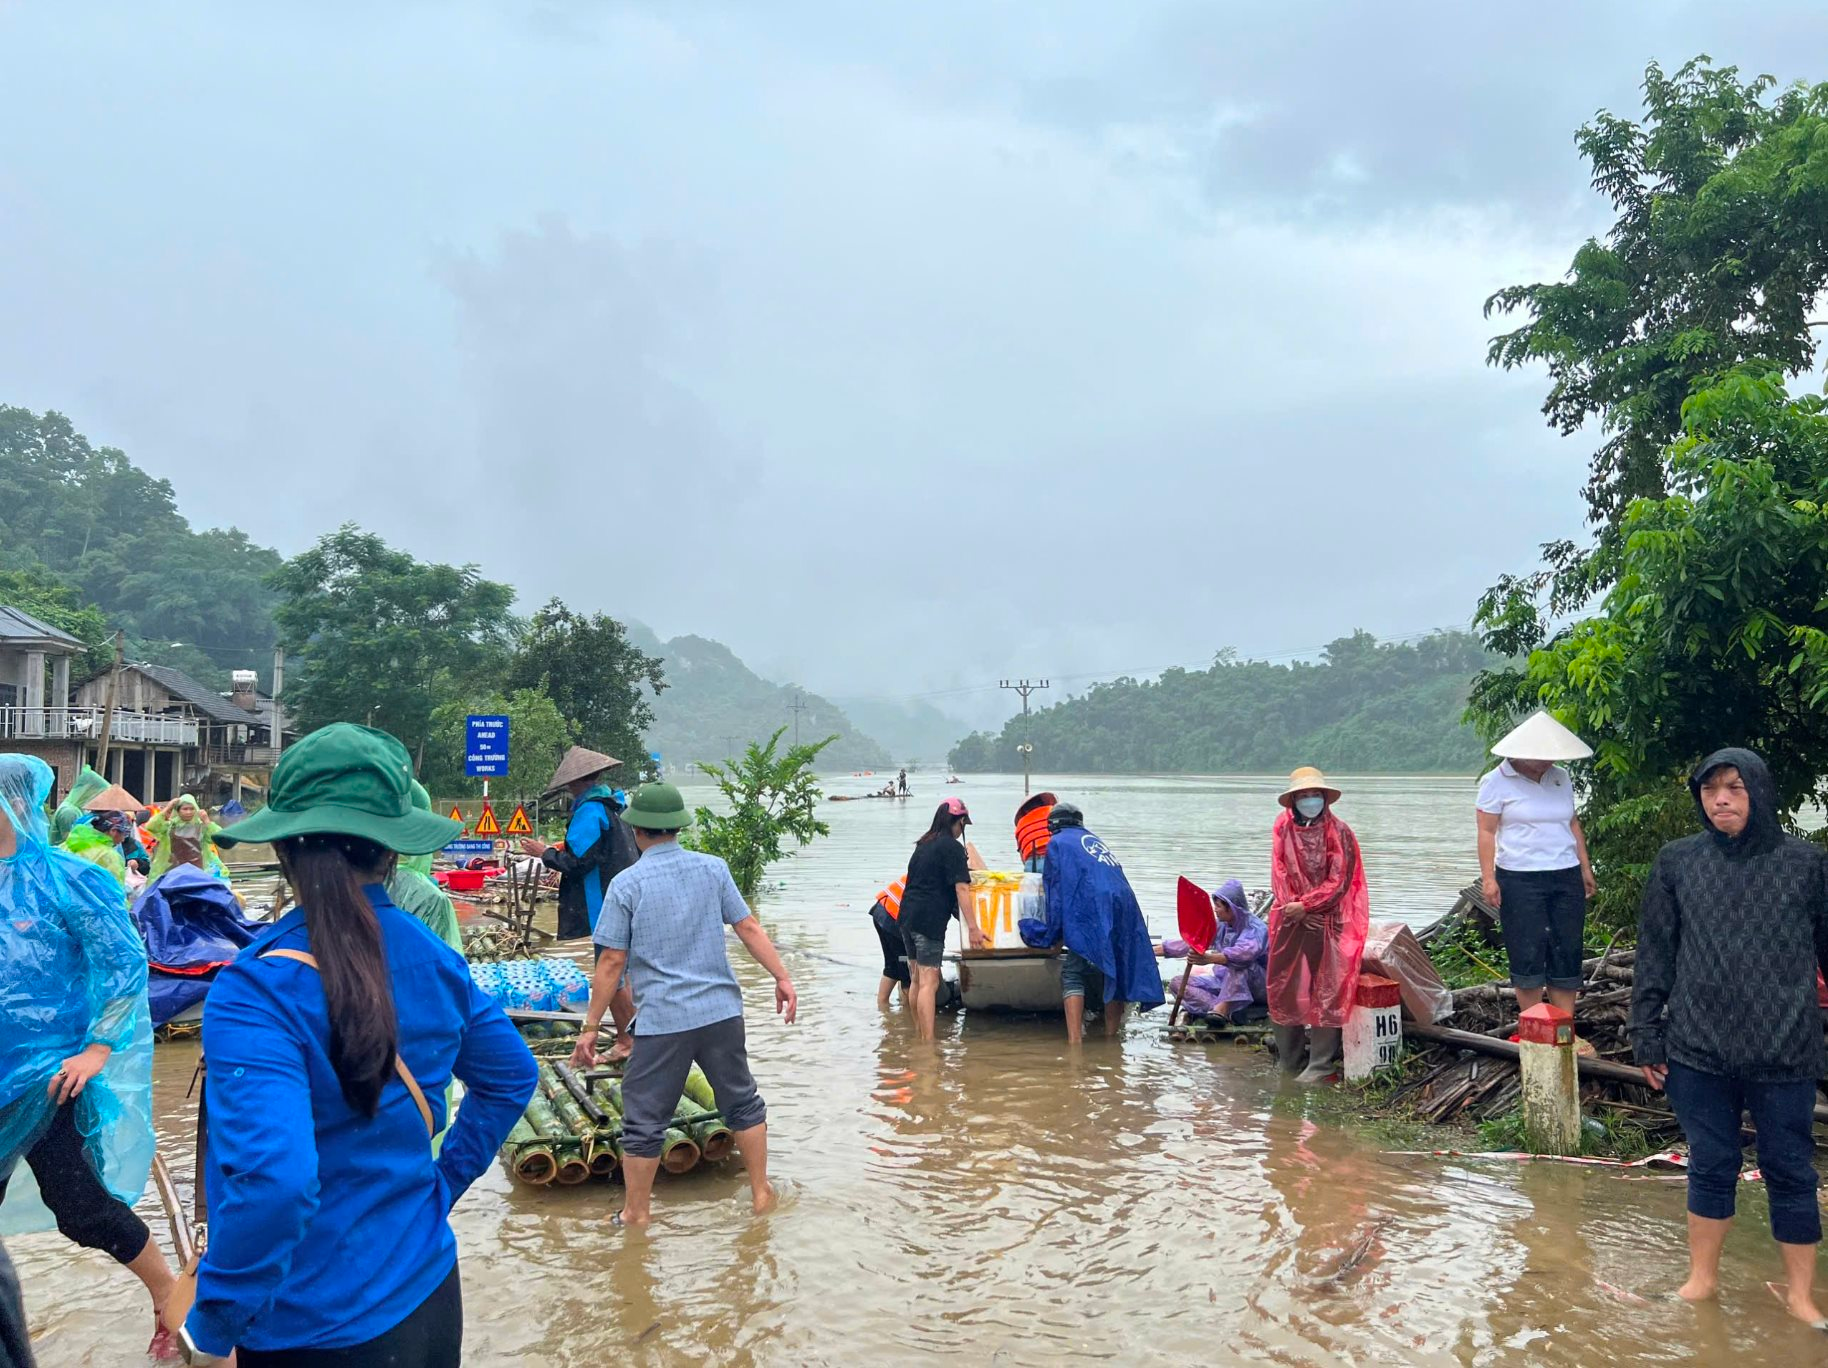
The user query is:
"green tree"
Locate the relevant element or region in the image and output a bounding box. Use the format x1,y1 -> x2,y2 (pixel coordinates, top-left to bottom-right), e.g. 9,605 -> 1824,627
690,727 -> 836,898
0,565 -> 112,675
1497,368 -> 1828,927
269,525 -> 516,764
1486,58 -> 1828,534
506,600 -> 666,764
420,687 -> 575,800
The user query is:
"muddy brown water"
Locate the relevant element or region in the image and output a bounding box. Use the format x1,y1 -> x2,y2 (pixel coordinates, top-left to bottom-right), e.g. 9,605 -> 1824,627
12,774 -> 1824,1364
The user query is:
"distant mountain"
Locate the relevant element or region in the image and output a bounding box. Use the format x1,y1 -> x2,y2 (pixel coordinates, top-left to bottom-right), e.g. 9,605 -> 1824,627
829,695 -> 969,767
626,624 -> 892,772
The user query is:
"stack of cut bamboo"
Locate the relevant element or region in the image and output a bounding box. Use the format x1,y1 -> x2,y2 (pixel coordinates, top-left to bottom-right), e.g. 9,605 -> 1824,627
498,1021 -> 735,1185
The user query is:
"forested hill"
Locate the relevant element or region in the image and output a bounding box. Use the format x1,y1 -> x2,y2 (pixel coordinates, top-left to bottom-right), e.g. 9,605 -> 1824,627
0,406 -> 282,687
948,631 -> 1493,774
625,625 -> 892,771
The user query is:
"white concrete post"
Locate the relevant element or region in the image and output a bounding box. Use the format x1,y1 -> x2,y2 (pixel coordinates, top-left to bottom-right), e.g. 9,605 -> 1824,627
1343,974 -> 1404,1081
1518,1002 -> 1580,1155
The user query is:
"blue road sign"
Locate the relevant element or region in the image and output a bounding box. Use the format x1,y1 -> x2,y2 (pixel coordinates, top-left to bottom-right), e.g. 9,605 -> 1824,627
465,714 -> 510,778
444,839 -> 496,860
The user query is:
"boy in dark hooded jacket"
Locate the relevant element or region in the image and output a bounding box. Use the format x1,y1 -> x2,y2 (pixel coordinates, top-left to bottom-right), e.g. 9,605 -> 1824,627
1629,747 -> 1828,1325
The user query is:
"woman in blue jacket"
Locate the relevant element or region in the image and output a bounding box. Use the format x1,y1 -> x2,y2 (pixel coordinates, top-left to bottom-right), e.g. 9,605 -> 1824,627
172,724 -> 537,1365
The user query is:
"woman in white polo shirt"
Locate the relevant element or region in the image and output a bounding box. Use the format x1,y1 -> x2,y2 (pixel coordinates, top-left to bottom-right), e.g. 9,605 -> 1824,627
1475,711 -> 1596,1018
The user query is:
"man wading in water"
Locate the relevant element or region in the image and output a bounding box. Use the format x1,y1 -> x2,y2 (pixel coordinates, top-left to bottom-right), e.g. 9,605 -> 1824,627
1630,749 -> 1828,1326
572,783 -> 797,1227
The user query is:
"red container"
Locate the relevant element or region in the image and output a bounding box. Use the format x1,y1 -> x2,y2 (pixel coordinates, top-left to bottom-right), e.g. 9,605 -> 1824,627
442,869 -> 487,893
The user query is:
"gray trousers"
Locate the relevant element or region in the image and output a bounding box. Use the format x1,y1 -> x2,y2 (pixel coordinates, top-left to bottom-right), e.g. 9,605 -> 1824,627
619,1015 -> 767,1159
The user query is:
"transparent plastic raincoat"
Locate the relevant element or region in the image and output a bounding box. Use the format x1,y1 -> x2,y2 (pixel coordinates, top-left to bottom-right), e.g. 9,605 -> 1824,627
1266,807 -> 1370,1030
0,755 -> 155,1235
49,764 -> 109,846
146,792 -> 225,880
63,822 -> 129,896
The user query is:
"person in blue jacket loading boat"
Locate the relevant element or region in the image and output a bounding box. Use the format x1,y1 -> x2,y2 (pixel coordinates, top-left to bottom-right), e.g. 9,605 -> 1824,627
571,782 -> 798,1228
522,745 -> 640,1058
1629,748 -> 1828,1327
174,724 -> 538,1365
1019,803 -> 1166,1042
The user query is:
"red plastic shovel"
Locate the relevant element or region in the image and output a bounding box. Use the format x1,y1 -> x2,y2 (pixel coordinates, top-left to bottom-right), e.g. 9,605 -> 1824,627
1168,876 -> 1219,1026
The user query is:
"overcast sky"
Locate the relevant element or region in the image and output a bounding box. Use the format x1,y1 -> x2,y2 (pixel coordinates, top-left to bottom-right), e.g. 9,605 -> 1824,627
2,2 -> 1822,730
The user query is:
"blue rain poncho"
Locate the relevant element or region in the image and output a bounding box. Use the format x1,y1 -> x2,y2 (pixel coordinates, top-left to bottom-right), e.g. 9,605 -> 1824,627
1020,826 -> 1166,1009
0,754 -> 156,1236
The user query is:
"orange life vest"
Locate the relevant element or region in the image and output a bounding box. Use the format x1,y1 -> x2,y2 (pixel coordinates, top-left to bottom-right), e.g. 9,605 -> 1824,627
876,877 -> 907,920
1015,805 -> 1054,863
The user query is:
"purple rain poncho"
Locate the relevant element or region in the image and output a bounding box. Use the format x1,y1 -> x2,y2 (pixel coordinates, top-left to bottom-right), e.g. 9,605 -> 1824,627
1163,883 -> 1267,1016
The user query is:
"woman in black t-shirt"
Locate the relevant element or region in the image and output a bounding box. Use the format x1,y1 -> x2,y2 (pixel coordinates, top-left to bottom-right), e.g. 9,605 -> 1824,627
901,799 -> 985,1039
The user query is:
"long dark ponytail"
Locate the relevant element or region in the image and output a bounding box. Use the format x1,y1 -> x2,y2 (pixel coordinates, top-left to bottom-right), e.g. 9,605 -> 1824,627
917,803 -> 961,845
276,833 -> 399,1116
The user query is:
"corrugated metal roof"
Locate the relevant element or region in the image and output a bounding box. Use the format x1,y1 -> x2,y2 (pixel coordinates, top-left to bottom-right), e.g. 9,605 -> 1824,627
130,663 -> 258,727
0,604 -> 84,649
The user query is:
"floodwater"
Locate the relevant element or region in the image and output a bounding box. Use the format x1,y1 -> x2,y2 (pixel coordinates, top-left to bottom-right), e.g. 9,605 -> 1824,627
12,773 -> 1825,1364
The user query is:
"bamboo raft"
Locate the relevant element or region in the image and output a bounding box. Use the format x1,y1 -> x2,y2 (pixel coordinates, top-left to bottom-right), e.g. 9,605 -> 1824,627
498,1020 -> 736,1186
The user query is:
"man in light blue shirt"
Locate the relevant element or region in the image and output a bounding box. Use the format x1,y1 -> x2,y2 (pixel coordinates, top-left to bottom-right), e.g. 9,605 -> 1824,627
573,782 -> 798,1228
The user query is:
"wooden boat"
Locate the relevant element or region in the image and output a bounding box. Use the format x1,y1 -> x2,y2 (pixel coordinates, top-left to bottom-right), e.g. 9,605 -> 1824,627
946,945 -> 1064,1014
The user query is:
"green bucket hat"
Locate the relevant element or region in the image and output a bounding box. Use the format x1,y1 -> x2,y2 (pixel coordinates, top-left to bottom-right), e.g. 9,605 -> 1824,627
622,781 -> 691,832
216,723 -> 464,854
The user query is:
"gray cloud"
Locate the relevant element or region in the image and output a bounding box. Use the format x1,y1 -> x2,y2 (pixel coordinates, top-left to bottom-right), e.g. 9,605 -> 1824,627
0,1 -> 1821,731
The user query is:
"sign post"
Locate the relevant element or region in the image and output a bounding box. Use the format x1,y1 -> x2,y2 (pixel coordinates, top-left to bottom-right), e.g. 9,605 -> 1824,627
465,715 -> 510,783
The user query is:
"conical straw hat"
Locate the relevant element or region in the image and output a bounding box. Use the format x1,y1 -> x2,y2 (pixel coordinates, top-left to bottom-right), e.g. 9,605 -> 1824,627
1490,710 -> 1592,762
545,746 -> 621,793
1278,766 -> 1342,806
83,783 -> 145,812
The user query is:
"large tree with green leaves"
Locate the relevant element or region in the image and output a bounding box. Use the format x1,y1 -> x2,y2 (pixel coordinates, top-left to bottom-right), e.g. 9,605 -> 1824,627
270,526 -> 516,764
420,686 -> 574,800
690,727 -> 835,898
505,599 -> 665,765
0,565 -> 112,675
1476,58 -> 1828,706
1497,367 -> 1828,926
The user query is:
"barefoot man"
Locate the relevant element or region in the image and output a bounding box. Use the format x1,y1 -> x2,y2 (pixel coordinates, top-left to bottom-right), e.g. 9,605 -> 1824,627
571,782 -> 797,1227
1630,748 -> 1828,1326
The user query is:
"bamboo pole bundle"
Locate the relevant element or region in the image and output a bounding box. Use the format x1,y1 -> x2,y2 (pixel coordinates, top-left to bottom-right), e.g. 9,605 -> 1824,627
683,1064 -> 716,1111
673,1096 -> 734,1162
500,1116 -> 557,1185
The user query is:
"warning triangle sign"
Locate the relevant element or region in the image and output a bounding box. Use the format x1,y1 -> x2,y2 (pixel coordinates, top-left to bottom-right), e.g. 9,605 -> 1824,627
473,802 -> 500,837
447,806 -> 465,827
505,804 -> 534,836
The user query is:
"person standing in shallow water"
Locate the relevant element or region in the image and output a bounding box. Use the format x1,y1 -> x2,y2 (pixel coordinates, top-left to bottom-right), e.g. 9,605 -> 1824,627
1265,767 -> 1370,1085
900,799 -> 987,1041
572,783 -> 797,1228
1629,748 -> 1828,1327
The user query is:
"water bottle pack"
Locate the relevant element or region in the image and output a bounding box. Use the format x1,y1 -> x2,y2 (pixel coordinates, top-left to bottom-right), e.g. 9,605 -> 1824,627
470,957 -> 592,1012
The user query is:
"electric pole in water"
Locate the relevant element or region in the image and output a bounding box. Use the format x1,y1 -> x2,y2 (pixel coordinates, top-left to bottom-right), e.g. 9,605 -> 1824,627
999,678 -> 1050,796
789,693 -> 808,748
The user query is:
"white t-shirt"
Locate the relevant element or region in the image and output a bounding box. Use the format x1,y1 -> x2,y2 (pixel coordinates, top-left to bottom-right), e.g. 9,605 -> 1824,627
1475,761 -> 1579,872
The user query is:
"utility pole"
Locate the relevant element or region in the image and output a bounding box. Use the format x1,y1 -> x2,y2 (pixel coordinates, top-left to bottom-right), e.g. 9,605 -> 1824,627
788,693 -> 808,748
94,631 -> 125,778
999,678 -> 1049,796
271,647 -> 285,756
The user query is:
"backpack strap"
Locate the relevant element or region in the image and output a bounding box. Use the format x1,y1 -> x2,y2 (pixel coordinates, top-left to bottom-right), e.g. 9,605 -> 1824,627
259,947 -> 436,1141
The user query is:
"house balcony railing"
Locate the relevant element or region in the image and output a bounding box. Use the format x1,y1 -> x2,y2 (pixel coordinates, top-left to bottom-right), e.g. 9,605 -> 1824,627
0,706 -> 199,746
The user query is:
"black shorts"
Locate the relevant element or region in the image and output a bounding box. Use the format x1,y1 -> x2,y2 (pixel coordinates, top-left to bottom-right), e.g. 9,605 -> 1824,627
901,918 -> 946,969
1496,865 -> 1586,991
871,903 -> 910,985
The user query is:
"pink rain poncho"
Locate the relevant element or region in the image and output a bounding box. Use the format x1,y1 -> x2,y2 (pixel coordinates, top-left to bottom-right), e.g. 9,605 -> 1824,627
1267,807 -> 1370,1030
